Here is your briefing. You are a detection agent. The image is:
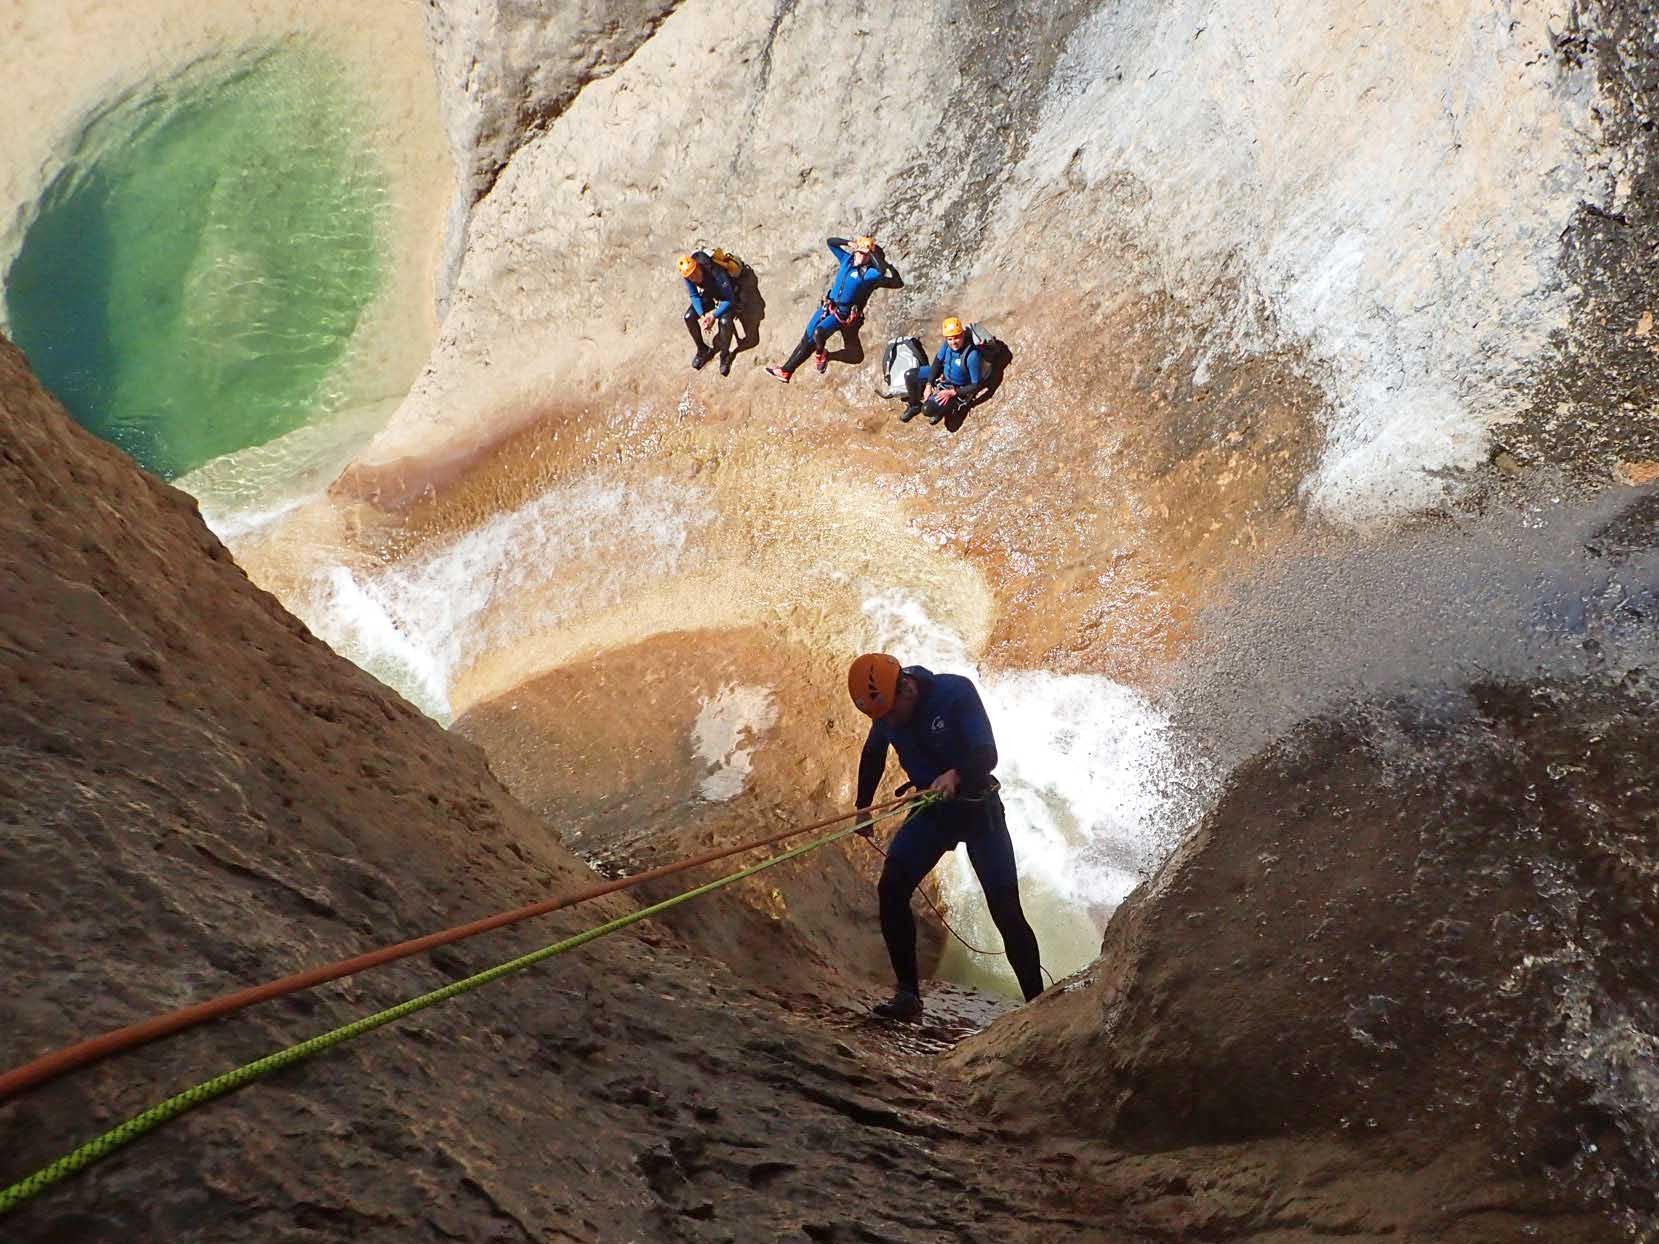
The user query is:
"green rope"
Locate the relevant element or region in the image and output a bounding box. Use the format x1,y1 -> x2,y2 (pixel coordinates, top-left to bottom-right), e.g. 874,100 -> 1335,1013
0,801 -> 919,1218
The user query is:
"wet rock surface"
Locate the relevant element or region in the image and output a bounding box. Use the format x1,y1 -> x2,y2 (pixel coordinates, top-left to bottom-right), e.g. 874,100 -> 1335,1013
956,668 -> 1659,1240
1500,0 -> 1659,486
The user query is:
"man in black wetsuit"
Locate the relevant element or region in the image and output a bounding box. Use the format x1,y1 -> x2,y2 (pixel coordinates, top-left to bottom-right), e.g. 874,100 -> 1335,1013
847,653 -> 1045,1020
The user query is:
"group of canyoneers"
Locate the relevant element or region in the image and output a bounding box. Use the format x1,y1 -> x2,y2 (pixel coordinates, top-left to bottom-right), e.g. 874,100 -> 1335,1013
676,233 -> 996,428
679,237 -> 1038,1022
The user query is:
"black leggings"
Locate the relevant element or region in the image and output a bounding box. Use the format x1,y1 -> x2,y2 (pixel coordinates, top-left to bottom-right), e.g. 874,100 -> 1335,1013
876,794 -> 1044,1001
902,367 -> 963,419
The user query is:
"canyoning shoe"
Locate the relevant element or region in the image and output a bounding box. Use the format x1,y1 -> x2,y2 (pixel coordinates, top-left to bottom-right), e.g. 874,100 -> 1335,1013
872,989 -> 923,1021
814,350 -> 829,374
898,402 -> 923,423
718,353 -> 733,377
766,366 -> 792,384
925,409 -> 947,426
691,347 -> 715,371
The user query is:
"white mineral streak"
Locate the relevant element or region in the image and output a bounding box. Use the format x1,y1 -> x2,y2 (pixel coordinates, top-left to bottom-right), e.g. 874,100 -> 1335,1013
1000,0 -> 1610,519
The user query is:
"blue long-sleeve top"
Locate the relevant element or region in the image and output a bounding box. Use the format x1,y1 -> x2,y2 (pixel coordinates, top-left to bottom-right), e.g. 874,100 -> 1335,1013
685,253 -> 737,319
823,238 -> 889,312
855,666 -> 1000,805
924,338 -> 988,402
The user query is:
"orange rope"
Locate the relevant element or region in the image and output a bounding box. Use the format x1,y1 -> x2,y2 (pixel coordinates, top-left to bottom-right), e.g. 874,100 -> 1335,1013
0,793 -> 924,1104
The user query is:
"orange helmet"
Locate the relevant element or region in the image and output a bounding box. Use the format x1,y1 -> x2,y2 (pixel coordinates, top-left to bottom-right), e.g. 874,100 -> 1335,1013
677,254 -> 700,279
852,234 -> 877,254
941,316 -> 965,339
848,653 -> 902,719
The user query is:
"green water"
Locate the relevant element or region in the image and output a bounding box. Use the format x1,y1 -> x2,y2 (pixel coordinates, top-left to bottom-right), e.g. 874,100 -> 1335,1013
5,51 -> 384,480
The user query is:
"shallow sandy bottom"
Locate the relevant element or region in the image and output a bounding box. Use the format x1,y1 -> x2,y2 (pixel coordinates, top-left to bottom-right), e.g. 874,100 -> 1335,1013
1,0 -> 453,511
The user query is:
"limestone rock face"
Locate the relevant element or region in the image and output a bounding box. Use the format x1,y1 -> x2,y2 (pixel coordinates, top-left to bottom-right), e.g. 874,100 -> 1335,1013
1503,0 -> 1659,481
383,0 -> 1656,521
421,0 -> 680,304
953,671 -> 1659,1238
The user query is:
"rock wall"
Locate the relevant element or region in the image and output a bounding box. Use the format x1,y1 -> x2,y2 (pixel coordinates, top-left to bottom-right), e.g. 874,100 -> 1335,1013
1503,0 -> 1659,483
952,669 -> 1659,1238
420,0 -> 681,307
270,0 -> 1659,783
370,0 -> 1654,517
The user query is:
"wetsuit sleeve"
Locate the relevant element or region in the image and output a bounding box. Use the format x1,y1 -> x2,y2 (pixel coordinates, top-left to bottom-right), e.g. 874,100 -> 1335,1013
955,348 -> 988,403
827,237 -> 850,260
686,277 -> 706,315
960,743 -> 998,793
855,729 -> 888,809
952,683 -> 998,790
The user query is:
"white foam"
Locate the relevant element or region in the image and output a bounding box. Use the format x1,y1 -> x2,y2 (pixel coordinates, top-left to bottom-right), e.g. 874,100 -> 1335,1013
299,477 -> 713,721
1003,0 -> 1607,522
199,494 -> 308,545
320,562 -> 454,718
691,683 -> 779,802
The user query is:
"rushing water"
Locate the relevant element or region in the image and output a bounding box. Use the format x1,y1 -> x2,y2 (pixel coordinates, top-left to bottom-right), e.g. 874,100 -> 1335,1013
5,50 -> 384,480
298,478 -> 717,723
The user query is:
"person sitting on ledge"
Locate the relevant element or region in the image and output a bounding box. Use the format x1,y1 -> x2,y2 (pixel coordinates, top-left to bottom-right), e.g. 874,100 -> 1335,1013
900,316 -> 987,425
679,251 -> 738,377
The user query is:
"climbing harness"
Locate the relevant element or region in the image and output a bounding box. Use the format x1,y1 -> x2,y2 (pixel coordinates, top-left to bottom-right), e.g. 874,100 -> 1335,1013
822,296 -> 862,328
0,796 -> 927,1219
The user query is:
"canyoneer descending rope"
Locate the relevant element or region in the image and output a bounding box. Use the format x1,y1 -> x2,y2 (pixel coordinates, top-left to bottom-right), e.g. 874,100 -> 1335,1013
848,653 -> 1046,1020
766,235 -> 897,382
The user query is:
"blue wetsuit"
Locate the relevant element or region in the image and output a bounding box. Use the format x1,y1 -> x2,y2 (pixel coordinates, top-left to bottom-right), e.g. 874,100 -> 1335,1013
684,254 -> 737,320
683,252 -> 739,358
919,340 -> 988,401
905,340 -> 988,422
780,238 -> 893,373
856,666 -> 1044,1001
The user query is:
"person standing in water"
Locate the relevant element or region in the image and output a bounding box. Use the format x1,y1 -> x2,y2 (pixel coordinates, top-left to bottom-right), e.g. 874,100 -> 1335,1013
847,653 -> 1045,1019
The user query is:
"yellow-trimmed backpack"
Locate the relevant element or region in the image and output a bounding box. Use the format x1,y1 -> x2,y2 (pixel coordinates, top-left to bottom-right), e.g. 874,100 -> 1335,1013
709,248 -> 747,280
